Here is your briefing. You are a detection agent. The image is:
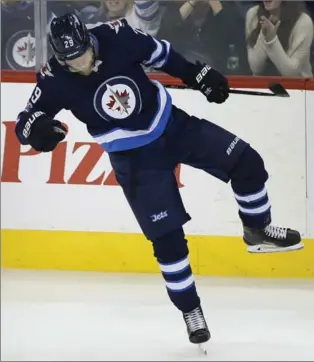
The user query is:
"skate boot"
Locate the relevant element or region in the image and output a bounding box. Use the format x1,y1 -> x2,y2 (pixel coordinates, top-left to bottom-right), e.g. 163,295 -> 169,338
183,306 -> 210,346
243,224 -> 304,253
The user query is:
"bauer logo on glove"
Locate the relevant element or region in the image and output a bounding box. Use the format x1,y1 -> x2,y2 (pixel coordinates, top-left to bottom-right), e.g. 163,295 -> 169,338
22,111 -> 45,139
192,61 -> 230,104
17,111 -> 68,152
196,64 -> 211,83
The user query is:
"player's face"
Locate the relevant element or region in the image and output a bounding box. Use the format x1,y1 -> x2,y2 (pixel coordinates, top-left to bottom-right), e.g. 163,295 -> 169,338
104,0 -> 126,15
263,0 -> 282,11
66,48 -> 94,75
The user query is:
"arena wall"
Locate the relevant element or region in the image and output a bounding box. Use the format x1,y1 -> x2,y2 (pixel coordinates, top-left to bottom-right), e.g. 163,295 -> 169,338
1,73 -> 313,277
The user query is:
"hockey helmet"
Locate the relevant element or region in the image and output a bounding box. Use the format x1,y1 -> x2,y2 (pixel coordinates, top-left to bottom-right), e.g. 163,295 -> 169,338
48,13 -> 91,61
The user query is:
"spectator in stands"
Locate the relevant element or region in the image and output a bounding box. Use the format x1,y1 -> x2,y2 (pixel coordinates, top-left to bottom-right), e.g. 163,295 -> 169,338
79,0 -> 162,37
305,1 -> 314,73
305,1 -> 314,18
246,0 -> 314,77
156,0 -> 252,75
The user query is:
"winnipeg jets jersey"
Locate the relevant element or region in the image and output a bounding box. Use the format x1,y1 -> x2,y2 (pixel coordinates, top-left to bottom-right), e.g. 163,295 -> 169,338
16,19 -> 194,152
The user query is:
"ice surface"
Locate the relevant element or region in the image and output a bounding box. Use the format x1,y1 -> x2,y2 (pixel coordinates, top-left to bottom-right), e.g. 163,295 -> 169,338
1,269 -> 314,361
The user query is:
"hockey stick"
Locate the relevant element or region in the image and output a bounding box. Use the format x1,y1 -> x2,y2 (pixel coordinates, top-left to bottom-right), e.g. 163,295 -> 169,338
229,83 -> 290,97
164,81 -> 290,98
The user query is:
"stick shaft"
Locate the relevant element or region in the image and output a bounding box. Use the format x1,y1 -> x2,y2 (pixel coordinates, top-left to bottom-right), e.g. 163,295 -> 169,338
165,83 -> 288,97
167,85 -> 277,96
229,89 -> 276,97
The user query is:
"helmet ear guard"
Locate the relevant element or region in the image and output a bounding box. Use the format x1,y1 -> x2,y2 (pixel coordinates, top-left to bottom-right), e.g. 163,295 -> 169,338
48,33 -> 65,62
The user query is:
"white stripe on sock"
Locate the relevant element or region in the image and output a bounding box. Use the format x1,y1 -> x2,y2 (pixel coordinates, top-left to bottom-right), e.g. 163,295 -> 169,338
238,200 -> 271,215
234,187 -> 267,203
165,275 -> 194,291
159,256 -> 189,274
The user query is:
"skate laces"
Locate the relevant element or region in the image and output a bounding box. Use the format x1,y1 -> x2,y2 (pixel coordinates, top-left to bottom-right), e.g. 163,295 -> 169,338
264,225 -> 287,239
184,307 -> 206,332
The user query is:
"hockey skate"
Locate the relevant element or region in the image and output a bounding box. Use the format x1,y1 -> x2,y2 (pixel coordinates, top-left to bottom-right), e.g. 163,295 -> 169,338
243,224 -> 304,253
183,306 -> 210,354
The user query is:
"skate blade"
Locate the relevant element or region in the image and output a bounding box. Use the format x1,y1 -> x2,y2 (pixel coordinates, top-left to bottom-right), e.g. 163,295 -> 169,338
247,242 -> 304,254
198,343 -> 208,355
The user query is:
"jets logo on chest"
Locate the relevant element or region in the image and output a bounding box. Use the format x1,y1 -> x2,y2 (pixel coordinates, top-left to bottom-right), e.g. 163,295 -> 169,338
106,84 -> 130,115
93,76 -> 142,122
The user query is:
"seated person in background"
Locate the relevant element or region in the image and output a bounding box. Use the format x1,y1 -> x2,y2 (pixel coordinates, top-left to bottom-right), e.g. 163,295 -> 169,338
200,0 -> 253,74
246,0 -> 314,77
156,0 -> 251,75
304,0 -> 314,73
78,0 -> 162,37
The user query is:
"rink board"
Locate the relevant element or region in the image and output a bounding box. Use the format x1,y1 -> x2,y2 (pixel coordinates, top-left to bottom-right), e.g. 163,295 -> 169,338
1,80 -> 314,278
2,230 -> 314,278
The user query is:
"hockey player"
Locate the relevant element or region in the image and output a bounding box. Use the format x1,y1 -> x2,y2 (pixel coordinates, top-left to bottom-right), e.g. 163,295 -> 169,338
15,14 -> 303,347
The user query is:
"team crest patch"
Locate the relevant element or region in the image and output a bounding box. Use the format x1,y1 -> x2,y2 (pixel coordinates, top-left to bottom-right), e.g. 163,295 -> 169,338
5,30 -> 36,70
93,76 -> 142,122
106,19 -> 124,34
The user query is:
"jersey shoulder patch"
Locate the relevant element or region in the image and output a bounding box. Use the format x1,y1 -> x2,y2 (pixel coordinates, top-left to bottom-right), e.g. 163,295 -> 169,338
105,19 -> 127,34
38,57 -> 59,79
87,19 -> 127,35
89,19 -> 129,46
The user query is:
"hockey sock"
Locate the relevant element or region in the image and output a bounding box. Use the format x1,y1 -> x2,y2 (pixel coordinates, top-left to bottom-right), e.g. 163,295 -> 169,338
152,228 -> 200,313
230,146 -> 271,228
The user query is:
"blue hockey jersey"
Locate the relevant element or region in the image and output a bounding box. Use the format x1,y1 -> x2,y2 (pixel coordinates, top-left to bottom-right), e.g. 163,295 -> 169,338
16,19 -> 195,152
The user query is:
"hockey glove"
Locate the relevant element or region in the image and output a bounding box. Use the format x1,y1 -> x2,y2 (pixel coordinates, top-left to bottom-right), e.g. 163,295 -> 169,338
17,111 -> 67,152
189,62 -> 230,104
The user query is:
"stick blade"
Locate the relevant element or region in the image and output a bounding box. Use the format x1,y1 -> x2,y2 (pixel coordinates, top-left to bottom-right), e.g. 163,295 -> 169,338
269,83 -> 290,97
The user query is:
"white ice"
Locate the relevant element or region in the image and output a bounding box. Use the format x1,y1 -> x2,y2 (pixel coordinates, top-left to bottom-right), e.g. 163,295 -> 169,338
1,269 -> 314,361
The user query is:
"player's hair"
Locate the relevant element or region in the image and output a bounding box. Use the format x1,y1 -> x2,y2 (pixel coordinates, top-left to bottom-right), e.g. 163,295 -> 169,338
246,1 -> 307,51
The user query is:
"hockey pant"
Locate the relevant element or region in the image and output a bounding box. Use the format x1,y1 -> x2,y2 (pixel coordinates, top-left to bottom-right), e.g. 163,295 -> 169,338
109,106 -> 270,313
